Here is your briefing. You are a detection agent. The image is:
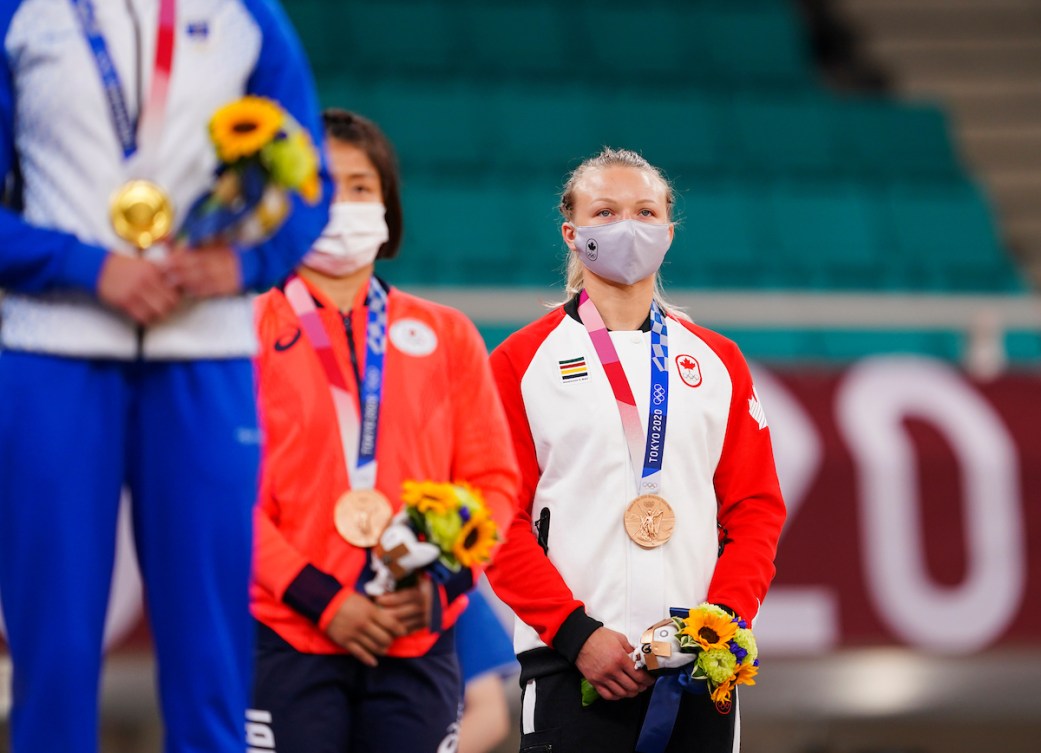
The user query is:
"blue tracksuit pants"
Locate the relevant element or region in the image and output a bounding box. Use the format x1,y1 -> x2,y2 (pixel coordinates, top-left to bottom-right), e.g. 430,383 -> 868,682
0,351 -> 260,753
250,622 -> 463,753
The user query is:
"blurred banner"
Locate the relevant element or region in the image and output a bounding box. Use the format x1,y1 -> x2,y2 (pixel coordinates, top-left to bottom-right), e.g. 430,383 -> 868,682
2,356 -> 1039,658
754,356 -> 1041,655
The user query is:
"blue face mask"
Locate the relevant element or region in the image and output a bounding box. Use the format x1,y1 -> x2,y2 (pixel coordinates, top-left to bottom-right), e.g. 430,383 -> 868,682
570,220 -> 671,285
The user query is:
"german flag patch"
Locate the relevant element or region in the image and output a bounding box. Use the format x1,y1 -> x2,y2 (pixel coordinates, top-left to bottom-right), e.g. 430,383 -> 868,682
559,356 -> 589,382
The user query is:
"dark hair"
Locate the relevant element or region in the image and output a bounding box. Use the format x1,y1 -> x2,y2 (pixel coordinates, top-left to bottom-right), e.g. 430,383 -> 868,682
321,108 -> 403,260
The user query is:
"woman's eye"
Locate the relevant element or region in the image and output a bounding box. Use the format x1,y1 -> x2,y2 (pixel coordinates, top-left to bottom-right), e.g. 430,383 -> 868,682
596,209 -> 612,217
639,208 -> 654,217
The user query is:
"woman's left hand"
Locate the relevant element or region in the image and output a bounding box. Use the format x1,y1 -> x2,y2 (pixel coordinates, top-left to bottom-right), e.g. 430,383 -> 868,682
163,244 -> 242,297
375,579 -> 434,633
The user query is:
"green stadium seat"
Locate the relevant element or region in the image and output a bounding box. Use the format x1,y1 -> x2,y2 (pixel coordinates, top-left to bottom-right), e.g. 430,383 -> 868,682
764,179 -> 886,288
596,91 -> 733,175
699,6 -> 815,88
1005,331 -> 1041,360
569,6 -> 707,82
731,92 -> 843,176
667,178 -> 769,288
316,76 -> 366,113
489,180 -> 568,286
384,180 -> 468,285
885,180 -> 1022,290
329,1 -> 462,78
456,4 -> 572,78
837,98 -> 962,180
476,323 -> 522,353
284,0 -> 347,76
713,328 -> 817,361
484,86 -> 602,176
392,178 -> 563,286
338,79 -> 492,176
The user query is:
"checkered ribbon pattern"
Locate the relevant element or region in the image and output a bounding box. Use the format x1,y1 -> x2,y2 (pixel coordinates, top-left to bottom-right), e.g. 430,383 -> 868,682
650,302 -> 668,373
366,278 -> 389,356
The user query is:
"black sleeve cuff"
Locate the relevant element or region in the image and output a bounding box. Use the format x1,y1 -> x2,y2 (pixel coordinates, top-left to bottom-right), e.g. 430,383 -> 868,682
282,564 -> 343,624
442,567 -> 475,605
552,607 -> 603,664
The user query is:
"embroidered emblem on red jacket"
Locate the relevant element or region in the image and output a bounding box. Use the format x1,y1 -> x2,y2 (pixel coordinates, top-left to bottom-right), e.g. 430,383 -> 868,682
748,386 -> 768,429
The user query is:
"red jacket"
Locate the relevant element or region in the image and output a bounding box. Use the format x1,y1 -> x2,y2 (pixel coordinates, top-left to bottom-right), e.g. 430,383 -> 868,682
251,276 -> 519,657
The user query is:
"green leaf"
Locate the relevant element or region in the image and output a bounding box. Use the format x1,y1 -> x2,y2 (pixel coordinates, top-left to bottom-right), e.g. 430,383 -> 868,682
580,679 -> 601,707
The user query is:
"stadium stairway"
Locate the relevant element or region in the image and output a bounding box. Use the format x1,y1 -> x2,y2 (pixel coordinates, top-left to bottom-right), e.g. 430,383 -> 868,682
836,0 -> 1041,286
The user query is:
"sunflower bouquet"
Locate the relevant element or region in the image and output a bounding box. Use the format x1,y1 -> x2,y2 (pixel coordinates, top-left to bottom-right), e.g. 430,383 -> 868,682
399,480 -> 498,571
364,481 -> 499,597
179,95 -> 321,247
581,603 -> 759,714
667,603 -> 759,712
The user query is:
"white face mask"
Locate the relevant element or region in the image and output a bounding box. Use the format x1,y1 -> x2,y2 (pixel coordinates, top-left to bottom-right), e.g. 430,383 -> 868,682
303,201 -> 389,277
570,219 -> 671,285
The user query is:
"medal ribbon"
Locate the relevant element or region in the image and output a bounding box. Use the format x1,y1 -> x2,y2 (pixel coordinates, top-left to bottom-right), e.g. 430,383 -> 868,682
577,290 -> 669,496
285,275 -> 389,490
70,0 -> 177,160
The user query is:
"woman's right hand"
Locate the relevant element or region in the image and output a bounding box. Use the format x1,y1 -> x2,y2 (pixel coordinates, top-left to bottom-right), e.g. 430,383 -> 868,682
575,627 -> 656,701
325,592 -> 407,667
97,253 -> 180,325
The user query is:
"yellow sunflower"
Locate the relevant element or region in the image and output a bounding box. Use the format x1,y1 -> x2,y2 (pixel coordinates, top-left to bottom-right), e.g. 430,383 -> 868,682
734,661 -> 759,687
401,480 -> 459,516
679,608 -> 738,651
452,508 -> 498,568
210,96 -> 284,162
710,679 -> 735,711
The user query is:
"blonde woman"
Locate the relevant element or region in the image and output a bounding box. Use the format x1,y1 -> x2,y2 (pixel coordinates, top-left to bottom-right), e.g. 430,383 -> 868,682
486,148 -> 786,752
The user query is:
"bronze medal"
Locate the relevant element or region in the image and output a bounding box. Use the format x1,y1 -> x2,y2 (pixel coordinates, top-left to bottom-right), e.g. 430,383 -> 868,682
334,489 -> 393,548
624,494 -> 675,549
110,179 -> 174,250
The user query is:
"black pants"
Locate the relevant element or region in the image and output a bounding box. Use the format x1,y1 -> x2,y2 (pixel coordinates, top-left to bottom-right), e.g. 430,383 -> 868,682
249,622 -> 463,753
518,661 -> 737,753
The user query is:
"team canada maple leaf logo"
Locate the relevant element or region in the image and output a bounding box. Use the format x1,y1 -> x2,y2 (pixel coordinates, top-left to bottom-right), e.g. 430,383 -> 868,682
748,386 -> 768,430
675,354 -> 702,388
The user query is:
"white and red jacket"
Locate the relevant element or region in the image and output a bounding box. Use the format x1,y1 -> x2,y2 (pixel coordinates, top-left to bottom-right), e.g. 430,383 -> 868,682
486,298 -> 786,669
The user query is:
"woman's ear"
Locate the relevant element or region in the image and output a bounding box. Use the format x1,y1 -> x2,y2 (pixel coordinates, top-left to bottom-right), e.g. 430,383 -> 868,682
668,222 -> 675,244
562,222 -> 577,252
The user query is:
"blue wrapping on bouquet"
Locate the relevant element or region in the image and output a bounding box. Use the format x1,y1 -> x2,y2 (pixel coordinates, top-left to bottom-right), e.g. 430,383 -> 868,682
635,606 -> 709,753
635,670 -> 712,753
179,160 -> 268,247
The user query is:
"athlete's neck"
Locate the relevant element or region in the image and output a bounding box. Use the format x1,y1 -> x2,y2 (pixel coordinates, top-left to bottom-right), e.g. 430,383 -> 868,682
297,264 -> 375,312
583,271 -> 655,331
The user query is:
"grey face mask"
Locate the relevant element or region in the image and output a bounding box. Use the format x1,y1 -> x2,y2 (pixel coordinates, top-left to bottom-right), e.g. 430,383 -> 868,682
571,220 -> 671,285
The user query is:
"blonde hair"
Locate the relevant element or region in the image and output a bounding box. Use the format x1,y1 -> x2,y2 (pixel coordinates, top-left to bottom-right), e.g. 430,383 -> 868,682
558,147 -> 678,310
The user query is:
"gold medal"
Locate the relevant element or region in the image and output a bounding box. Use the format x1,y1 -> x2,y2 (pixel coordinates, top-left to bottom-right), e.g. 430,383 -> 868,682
334,488 -> 393,548
110,179 -> 174,250
624,494 -> 675,549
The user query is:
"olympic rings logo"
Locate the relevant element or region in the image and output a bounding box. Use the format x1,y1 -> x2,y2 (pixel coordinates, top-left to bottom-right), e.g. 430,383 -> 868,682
652,384 -> 667,405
